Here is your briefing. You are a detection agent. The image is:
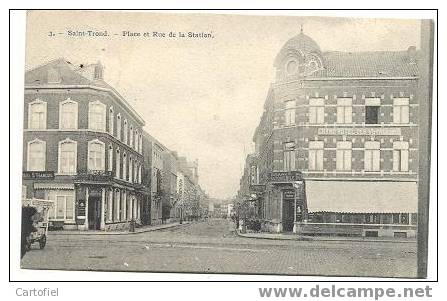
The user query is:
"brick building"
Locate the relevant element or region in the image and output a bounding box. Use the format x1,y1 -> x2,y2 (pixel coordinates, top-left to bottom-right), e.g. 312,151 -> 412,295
23,59 -> 145,231
242,31 -> 421,237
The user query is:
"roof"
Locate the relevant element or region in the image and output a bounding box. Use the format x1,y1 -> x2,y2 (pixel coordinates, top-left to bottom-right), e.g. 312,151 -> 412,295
311,51 -> 419,78
306,180 -> 418,213
25,58 -> 145,125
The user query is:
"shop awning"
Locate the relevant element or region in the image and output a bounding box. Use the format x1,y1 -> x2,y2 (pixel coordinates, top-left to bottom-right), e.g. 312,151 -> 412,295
34,183 -> 74,190
306,180 -> 418,213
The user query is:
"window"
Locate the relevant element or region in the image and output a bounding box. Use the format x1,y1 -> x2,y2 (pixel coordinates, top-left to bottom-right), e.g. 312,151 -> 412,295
393,141 -> 409,172
88,101 -> 106,131
336,98 -> 352,124
393,98 -> 410,124
283,142 -> 296,171
129,156 -> 133,183
107,190 -> 113,222
116,113 -> 122,140
59,99 -> 78,129
123,153 -> 127,180
139,134 -> 142,153
58,139 -> 77,174
47,190 -> 75,220
138,165 -> 142,183
308,141 -> 324,171
28,99 -> 47,129
109,107 -> 114,135
114,189 -> 121,221
284,100 -> 296,126
365,98 -> 380,124
123,119 -> 128,144
364,141 -> 380,171
108,145 -> 113,172
27,139 -> 46,171
129,125 -> 133,147
336,141 -> 352,171
309,98 -> 324,124
135,130 -> 139,151
115,149 -> 121,178
88,140 -> 105,171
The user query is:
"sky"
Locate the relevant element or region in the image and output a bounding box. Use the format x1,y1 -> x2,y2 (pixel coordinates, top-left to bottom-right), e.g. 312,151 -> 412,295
25,11 -> 421,199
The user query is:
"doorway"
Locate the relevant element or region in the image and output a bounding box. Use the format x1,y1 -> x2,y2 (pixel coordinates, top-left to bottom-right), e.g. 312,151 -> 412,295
282,200 -> 294,232
88,196 -> 101,230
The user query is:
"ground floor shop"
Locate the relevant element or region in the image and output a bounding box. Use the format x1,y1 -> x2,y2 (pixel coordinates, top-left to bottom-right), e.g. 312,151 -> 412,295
258,175 -> 418,237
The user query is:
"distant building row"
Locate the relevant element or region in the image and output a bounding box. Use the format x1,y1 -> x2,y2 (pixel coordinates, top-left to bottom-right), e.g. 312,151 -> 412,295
22,59 -> 208,231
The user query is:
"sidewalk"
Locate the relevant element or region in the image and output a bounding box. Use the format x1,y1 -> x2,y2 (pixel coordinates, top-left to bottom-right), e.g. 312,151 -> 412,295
236,230 -> 417,243
49,221 -> 192,236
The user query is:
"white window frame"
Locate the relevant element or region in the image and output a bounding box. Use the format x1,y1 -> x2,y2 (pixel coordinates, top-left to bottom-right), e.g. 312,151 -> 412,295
28,99 -> 47,130
308,141 -> 324,171
116,113 -> 122,140
59,98 -> 78,130
336,141 -> 352,171
309,98 -> 325,124
336,98 -> 352,124
129,156 -> 133,183
47,190 -> 75,221
393,141 -> 409,172
88,100 -> 106,131
88,139 -> 106,171
115,149 -> 121,179
27,138 -> 46,171
123,152 -> 127,180
283,142 -> 296,171
284,100 -> 296,126
364,141 -> 381,171
109,106 -> 114,135
393,98 -> 410,124
123,119 -> 128,144
58,138 -> 77,174
108,145 -> 113,172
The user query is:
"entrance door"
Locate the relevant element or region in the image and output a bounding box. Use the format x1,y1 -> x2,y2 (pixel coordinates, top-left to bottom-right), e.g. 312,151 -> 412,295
282,200 -> 294,232
88,196 -> 101,230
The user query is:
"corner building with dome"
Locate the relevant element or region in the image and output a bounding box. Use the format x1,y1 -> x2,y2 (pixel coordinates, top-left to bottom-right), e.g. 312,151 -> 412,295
244,31 -> 421,237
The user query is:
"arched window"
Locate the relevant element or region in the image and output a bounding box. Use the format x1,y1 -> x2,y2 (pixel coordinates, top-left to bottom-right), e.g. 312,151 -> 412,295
27,139 -> 46,171
28,99 -> 47,129
115,149 -> 121,178
123,152 -> 127,180
129,156 -> 133,183
129,125 -> 133,147
108,145 -> 113,172
123,119 -> 128,144
59,98 -> 78,129
135,130 -> 139,151
58,138 -> 77,174
116,113 -> 122,140
88,101 -> 106,131
139,134 -> 142,153
88,140 -> 105,171
109,106 -> 114,135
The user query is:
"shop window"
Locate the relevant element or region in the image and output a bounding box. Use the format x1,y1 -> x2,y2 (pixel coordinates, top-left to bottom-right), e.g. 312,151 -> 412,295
393,98 -> 410,124
47,190 -> 75,221
27,139 -> 46,171
336,98 -> 352,124
28,99 -> 47,129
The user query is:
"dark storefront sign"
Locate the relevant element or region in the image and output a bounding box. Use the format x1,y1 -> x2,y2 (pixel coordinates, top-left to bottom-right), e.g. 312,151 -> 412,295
23,171 -> 54,180
75,170 -> 113,182
268,171 -> 303,183
77,199 -> 86,217
283,189 -> 295,200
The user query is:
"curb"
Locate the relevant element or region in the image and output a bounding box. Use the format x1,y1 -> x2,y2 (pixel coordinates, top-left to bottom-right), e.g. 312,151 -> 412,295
49,222 -> 192,236
235,230 -> 416,243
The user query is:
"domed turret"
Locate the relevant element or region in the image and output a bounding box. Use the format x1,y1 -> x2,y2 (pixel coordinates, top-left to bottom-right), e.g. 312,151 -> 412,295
274,29 -> 324,80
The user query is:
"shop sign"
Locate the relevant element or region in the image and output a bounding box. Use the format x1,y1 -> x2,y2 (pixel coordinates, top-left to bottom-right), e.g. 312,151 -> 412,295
268,171 -> 303,182
317,127 -> 401,136
23,171 -> 54,180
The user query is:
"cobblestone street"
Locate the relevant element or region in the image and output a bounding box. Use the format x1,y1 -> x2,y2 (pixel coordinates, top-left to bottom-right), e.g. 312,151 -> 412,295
21,219 -> 417,278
